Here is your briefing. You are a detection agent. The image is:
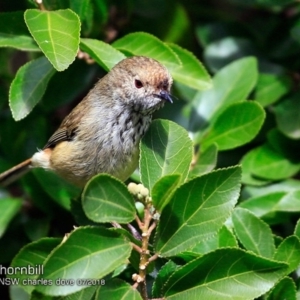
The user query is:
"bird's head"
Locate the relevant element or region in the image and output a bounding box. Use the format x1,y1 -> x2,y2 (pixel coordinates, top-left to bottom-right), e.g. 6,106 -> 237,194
110,56 -> 173,114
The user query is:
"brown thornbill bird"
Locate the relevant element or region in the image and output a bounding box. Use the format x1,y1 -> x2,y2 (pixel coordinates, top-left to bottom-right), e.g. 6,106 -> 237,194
0,56 -> 173,187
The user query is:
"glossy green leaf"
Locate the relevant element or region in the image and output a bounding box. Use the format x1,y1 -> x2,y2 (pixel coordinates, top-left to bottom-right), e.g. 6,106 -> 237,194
151,174 -> 181,213
202,101 -> 265,150
0,198 -> 22,238
167,43 -> 212,90
56,286 -> 98,300
274,236 -> 300,275
71,197 -> 98,227
266,277 -> 296,300
9,285 -> 30,300
9,56 -> 55,121
0,12 -> 39,51
35,227 -> 132,296
204,37 -> 256,72
255,73 -> 291,107
152,261 -> 179,298
155,166 -> 241,256
240,147 -> 270,186
80,38 -> 126,71
112,32 -> 181,71
82,174 -> 135,224
189,225 -> 237,255
274,93 -> 300,139
240,190 -> 300,219
164,248 -> 287,300
140,119 -> 193,191
232,207 -> 275,258
241,144 -> 300,181
8,238 -> 60,294
188,144 -> 217,178
192,57 -> 258,128
96,278 -> 142,300
25,9 -> 80,71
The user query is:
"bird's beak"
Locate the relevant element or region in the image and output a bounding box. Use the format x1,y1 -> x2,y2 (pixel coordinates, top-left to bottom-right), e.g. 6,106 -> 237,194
156,90 -> 173,103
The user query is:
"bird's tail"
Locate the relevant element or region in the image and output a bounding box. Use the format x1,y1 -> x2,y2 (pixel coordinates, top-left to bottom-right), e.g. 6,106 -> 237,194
0,158 -> 32,186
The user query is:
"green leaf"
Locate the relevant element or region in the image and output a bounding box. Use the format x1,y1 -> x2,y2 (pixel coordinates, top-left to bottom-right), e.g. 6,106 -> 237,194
240,147 -> 270,186
268,129 -> 300,161
8,238 -> 61,294
0,198 -> 22,238
274,93 -> 300,139
240,191 -> 300,219
167,43 -> 212,90
164,248 -> 287,300
266,277 -> 297,300
24,9 -> 80,71
295,219 -> 300,238
255,73 -> 291,107
33,168 -> 81,210
151,174 -> 181,213
82,174 -> 135,224
112,32 -> 181,71
71,197 -> 99,226
70,0 -> 91,22
204,37 -> 256,72
35,227 -> 132,296
155,166 -> 241,257
232,207 -> 275,258
274,235 -> 300,275
192,57 -> 258,128
163,3 -> 190,43
152,261 -> 179,298
96,278 -> 142,300
56,286 -> 98,300
80,38 -> 126,71
9,285 -> 30,300
140,119 -> 193,191
9,56 -> 55,121
189,225 -> 238,255
202,101 -> 265,150
241,144 -> 300,181
0,12 -> 39,51
188,144 -> 218,178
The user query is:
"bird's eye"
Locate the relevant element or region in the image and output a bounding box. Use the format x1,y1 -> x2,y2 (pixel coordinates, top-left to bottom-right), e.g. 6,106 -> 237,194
135,79 -> 143,89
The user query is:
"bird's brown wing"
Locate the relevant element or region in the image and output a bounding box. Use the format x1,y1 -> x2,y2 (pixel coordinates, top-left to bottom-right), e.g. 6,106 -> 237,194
43,127 -> 77,149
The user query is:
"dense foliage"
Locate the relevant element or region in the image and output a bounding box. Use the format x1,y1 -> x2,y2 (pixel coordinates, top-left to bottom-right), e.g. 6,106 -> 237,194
1,0 -> 300,299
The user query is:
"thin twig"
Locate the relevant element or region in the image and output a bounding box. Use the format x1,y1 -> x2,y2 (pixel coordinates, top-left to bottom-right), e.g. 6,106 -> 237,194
148,253 -> 159,263
35,0 -> 46,10
131,242 -> 142,253
132,282 -> 139,289
111,222 -> 122,229
148,220 -> 157,235
135,215 -> 144,229
77,50 -> 95,64
140,281 -> 148,300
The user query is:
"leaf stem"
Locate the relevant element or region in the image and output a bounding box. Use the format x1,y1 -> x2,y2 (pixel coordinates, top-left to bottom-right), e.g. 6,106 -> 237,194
35,0 -> 46,10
